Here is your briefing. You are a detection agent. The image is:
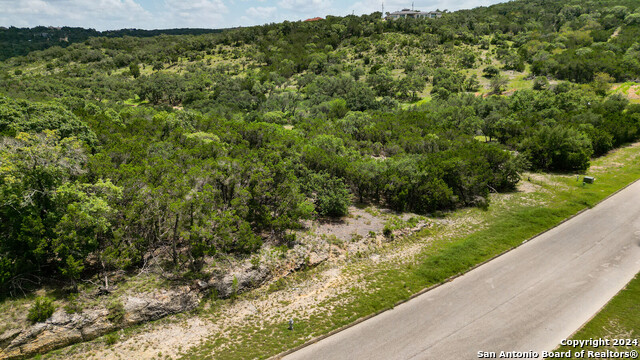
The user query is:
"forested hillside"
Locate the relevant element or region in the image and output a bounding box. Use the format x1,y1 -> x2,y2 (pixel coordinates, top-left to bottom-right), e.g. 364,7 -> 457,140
0,26 -> 224,61
1,0 -> 640,295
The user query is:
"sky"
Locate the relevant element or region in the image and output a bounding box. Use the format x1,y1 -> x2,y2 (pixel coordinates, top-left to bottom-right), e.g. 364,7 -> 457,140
0,0 -> 507,31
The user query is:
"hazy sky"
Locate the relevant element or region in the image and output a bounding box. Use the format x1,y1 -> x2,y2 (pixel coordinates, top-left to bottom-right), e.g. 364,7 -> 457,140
0,0 -> 507,31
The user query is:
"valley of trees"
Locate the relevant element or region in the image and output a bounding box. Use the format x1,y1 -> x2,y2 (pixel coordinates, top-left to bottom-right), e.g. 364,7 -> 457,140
1,0 -> 640,294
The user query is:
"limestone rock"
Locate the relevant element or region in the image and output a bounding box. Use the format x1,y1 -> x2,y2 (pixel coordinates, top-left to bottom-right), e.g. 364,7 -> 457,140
124,287 -> 199,325
307,251 -> 328,267
0,329 -> 21,349
0,288 -> 199,360
212,264 -> 271,298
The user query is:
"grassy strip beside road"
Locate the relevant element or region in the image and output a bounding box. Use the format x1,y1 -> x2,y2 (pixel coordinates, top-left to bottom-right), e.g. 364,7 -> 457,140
183,143 -> 640,360
555,274 -> 640,358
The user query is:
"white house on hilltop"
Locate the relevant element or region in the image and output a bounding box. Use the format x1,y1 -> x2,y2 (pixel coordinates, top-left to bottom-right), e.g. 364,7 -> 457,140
386,9 -> 442,20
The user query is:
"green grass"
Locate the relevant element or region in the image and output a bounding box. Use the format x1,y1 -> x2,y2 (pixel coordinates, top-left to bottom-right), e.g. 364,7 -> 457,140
122,94 -> 149,106
507,75 -> 533,92
180,144 -> 640,359
554,274 -> 640,358
611,82 -> 640,104
613,81 -> 639,95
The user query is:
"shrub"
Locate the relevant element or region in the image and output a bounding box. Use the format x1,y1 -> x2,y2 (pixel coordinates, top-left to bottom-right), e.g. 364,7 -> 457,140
314,176 -> 351,218
63,294 -> 83,314
533,76 -> 549,90
490,75 -> 508,94
250,255 -> 260,269
107,300 -> 125,324
104,332 -> 120,345
483,66 -> 500,78
382,226 -> 393,238
27,297 -> 56,323
231,276 -> 239,302
520,125 -> 593,171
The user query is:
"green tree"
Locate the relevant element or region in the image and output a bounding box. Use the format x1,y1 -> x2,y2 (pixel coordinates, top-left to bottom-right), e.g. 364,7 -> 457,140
532,76 -> 549,90
490,75 -> 508,94
520,126 -> 593,171
0,131 -> 121,288
52,180 -> 122,282
309,173 -> 351,218
367,68 -> 394,96
483,66 -> 500,78
129,62 -> 141,79
591,72 -> 614,96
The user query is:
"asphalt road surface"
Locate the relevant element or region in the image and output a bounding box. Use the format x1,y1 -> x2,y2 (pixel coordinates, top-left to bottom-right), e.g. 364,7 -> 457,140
284,181 -> 640,360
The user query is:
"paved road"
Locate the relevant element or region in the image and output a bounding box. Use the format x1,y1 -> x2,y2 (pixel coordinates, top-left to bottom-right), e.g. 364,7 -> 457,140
285,181 -> 640,360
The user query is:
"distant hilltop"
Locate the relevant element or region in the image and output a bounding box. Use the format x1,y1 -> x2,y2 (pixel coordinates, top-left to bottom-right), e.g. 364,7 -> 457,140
0,26 -> 224,61
386,9 -> 442,20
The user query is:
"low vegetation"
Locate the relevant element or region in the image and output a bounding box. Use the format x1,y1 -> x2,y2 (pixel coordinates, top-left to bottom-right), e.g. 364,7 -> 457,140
1,0 -> 640,356
27,297 -> 56,324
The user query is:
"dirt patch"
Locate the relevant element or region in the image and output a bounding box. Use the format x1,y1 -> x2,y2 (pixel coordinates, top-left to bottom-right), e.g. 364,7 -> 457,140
517,180 -> 542,193
525,173 -> 570,189
612,84 -> 640,100
590,161 -> 624,171
308,207 -> 387,242
610,26 -> 621,39
306,206 -> 418,242
627,86 -> 640,100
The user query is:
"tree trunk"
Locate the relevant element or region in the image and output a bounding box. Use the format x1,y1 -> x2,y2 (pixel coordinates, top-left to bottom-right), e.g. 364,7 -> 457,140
172,213 -> 180,267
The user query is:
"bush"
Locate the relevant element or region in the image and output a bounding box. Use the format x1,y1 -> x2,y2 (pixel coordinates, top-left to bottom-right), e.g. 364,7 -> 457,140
483,66 -> 500,78
382,226 -> 393,238
490,75 -> 508,94
104,332 -> 120,345
231,276 -> 239,302
532,76 -> 549,90
313,176 -> 351,218
27,297 -> 56,323
250,255 -> 260,269
520,125 -> 593,171
63,294 -> 83,314
107,300 -> 125,324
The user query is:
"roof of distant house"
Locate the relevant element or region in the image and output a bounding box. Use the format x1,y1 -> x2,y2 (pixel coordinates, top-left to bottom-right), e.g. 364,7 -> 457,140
388,9 -> 441,15
304,17 -> 323,22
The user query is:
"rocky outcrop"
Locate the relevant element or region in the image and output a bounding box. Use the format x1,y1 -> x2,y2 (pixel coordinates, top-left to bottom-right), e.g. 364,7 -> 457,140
307,251 -> 329,267
0,244 -> 333,359
0,330 -> 20,350
123,287 -> 199,324
209,264 -> 271,298
206,244 -> 330,299
0,287 -> 199,360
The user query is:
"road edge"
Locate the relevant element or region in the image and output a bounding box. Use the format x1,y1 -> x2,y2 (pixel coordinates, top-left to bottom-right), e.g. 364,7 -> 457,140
271,177 -> 640,360
552,274 -> 639,354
